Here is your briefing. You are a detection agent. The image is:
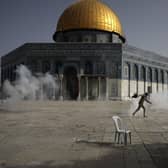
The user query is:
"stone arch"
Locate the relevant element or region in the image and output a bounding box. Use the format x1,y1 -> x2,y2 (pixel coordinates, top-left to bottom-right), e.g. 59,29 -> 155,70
133,64 -> 138,94
63,63 -> 79,75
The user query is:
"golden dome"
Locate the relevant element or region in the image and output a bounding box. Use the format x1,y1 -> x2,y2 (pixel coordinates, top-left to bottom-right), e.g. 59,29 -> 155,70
56,0 -> 124,38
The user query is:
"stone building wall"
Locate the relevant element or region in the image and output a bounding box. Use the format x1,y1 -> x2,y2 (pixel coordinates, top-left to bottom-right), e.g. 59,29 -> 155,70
121,45 -> 168,100
1,43 -> 122,100
2,43 -> 168,100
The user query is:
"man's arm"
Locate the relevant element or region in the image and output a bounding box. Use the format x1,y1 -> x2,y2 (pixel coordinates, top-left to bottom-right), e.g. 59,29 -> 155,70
145,98 -> 152,104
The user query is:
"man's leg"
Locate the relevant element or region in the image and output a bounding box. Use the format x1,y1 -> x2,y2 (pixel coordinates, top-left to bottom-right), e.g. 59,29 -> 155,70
132,105 -> 141,116
142,105 -> 146,117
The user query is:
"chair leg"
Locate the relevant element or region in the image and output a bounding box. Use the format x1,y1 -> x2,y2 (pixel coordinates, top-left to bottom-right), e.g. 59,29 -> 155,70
118,133 -> 120,144
129,132 -> 131,144
124,133 -> 127,145
114,132 -> 117,142
120,134 -> 123,144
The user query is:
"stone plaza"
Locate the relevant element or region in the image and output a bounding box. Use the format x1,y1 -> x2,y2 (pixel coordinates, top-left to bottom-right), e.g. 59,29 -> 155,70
0,101 -> 168,168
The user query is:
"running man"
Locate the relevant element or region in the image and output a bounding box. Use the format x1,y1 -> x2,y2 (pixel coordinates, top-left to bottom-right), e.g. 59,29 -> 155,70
132,93 -> 152,117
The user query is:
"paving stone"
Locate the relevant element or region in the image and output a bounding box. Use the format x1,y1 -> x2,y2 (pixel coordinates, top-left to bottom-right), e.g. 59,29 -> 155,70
0,101 -> 168,167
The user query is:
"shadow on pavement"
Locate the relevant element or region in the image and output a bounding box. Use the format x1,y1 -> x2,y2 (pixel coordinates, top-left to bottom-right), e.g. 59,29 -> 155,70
1,143 -> 168,168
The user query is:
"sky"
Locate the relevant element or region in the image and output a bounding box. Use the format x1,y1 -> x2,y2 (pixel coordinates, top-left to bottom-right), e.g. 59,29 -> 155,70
0,0 -> 168,57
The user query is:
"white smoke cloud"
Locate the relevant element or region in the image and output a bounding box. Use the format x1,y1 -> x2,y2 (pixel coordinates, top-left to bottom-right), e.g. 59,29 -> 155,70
2,65 -> 59,102
150,92 -> 168,110
3,80 -> 22,101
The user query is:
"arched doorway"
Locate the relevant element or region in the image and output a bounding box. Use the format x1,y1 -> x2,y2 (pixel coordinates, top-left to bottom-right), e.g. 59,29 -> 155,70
63,66 -> 79,100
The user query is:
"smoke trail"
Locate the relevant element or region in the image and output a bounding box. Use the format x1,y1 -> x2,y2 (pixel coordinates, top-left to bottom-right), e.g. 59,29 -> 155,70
2,65 -> 59,102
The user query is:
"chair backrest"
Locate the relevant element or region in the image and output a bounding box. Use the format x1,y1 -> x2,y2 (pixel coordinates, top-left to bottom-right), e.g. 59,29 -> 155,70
112,116 -> 123,132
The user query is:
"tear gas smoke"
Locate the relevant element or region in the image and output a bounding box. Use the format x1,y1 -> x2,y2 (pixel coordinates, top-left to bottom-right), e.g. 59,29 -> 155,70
3,65 -> 59,102
150,92 -> 168,110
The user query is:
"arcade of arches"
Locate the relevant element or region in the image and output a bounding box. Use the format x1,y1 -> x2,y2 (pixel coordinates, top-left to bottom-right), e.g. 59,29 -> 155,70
123,62 -> 168,99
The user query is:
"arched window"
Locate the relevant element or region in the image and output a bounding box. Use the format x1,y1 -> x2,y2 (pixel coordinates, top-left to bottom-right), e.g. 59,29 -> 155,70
140,66 -> 145,81
154,69 -> 158,83
133,64 -> 138,81
147,67 -> 152,82
124,63 -> 130,78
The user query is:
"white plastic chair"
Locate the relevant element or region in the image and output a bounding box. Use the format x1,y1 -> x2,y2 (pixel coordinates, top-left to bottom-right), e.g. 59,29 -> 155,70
112,116 -> 131,145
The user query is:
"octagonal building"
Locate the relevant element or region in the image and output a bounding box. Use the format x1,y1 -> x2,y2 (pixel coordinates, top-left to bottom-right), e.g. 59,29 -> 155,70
1,0 -> 168,100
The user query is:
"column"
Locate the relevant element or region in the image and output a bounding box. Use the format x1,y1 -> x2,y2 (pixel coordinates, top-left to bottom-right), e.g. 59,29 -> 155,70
106,77 -> 109,100
138,65 -> 141,94
52,76 -> 57,100
59,74 -> 63,101
98,77 -> 101,100
151,68 -> 155,93
86,76 -> 89,100
77,75 -> 81,101
158,69 -> 161,92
